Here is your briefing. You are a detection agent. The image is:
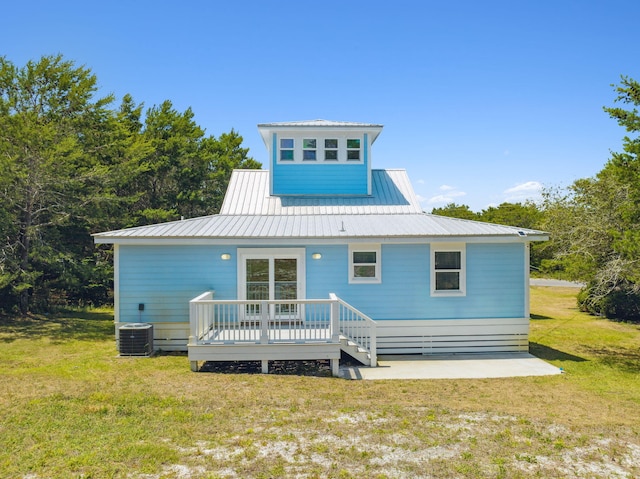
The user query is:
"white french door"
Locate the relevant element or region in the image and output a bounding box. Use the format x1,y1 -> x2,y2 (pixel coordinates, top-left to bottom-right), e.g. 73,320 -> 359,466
238,248 -> 305,321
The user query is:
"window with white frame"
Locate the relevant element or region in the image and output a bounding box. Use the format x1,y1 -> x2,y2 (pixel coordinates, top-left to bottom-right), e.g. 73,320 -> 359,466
303,139 -> 317,160
349,244 -> 381,283
276,136 -> 365,163
280,138 -> 294,161
324,138 -> 338,160
431,244 -> 466,296
346,138 -> 361,160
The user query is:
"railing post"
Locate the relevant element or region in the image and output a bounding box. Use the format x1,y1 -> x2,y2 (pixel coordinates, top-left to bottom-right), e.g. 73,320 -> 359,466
330,298 -> 340,342
370,321 -> 377,367
189,299 -> 197,346
260,301 -> 269,344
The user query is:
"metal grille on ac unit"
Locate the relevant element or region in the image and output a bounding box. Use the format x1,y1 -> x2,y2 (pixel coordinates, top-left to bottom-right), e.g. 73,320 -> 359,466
119,323 -> 153,356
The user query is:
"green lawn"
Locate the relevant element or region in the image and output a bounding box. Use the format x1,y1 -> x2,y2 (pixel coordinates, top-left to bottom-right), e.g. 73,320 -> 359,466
1,287 -> 639,479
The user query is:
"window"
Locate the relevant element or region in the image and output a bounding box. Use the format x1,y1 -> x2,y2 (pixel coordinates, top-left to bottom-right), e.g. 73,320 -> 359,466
303,139 -> 316,160
347,138 -> 360,161
280,138 -> 294,161
324,139 -> 338,160
431,244 -> 466,296
349,244 -> 381,283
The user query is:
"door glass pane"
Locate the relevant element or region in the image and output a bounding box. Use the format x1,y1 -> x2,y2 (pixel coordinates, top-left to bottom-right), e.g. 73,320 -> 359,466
246,259 -> 268,315
275,258 -> 297,314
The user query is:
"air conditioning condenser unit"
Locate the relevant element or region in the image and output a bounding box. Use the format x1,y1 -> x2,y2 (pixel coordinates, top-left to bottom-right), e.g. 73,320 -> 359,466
119,323 -> 153,356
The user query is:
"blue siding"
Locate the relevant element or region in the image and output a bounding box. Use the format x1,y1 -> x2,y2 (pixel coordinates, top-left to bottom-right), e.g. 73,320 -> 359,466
118,245 -> 237,324
305,243 -> 525,321
118,242 -> 526,325
271,132 -> 370,195
272,163 -> 369,195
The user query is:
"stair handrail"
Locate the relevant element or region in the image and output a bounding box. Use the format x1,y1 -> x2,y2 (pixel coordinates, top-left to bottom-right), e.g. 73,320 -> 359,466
330,293 -> 377,367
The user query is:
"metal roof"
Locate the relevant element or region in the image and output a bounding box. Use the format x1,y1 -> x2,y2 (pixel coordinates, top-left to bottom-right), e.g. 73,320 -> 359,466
94,213 -> 547,243
220,169 -> 423,216
257,119 -> 383,128
257,120 -> 384,146
93,169 -> 548,244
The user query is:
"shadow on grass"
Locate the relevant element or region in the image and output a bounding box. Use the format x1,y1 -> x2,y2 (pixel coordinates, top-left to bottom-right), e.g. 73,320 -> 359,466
582,346 -> 640,373
529,342 -> 587,362
0,310 -> 114,343
530,313 -> 552,320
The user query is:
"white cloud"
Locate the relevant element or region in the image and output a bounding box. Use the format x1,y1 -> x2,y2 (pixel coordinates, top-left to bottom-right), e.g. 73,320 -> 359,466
503,181 -> 543,203
427,186 -> 466,205
416,179 -> 425,185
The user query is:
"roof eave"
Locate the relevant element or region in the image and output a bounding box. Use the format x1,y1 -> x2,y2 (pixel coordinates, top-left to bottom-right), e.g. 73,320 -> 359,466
257,121 -> 384,146
94,233 -> 549,245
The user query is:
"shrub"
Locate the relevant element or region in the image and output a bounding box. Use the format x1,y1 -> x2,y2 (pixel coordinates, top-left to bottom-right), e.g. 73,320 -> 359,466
578,283 -> 640,323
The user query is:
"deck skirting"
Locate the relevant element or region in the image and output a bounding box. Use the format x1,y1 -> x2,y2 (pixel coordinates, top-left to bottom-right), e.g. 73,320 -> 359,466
375,318 -> 530,355
116,317 -> 530,356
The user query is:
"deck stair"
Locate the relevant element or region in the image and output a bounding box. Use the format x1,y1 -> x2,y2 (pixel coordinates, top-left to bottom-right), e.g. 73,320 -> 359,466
340,335 -> 373,366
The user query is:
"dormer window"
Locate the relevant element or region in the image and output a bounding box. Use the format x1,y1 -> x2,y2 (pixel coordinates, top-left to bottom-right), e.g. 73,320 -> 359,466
347,139 -> 361,161
272,132 -> 368,165
324,139 -> 338,160
303,139 -> 317,161
280,139 -> 294,161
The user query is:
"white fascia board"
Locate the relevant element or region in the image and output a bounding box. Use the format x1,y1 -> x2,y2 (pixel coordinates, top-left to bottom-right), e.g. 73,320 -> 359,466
258,124 -> 383,146
94,234 -> 547,246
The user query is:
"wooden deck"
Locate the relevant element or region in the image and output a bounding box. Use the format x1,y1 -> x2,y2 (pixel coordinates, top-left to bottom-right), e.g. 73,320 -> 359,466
187,292 -> 376,376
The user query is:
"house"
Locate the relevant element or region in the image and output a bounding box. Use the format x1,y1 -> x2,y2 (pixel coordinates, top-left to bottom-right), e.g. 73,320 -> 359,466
93,120 -> 548,375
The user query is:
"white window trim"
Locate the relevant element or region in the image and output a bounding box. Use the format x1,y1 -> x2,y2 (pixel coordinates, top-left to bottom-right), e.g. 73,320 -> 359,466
275,135 -> 364,164
431,243 -> 466,297
348,243 -> 381,284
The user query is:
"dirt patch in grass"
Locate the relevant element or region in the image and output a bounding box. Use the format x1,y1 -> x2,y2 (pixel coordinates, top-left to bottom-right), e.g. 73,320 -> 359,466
125,410 -> 640,479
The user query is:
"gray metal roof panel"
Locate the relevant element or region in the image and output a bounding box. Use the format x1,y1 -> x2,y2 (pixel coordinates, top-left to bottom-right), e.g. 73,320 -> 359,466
257,119 -> 383,128
219,169 -> 423,216
94,213 -> 547,240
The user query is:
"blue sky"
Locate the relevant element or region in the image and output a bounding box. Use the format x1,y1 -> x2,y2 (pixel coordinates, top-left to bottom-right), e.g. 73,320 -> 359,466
3,0 -> 639,211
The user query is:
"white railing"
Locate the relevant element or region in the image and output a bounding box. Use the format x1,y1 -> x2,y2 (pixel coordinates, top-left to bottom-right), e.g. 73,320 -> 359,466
331,293 -> 377,367
188,291 -> 376,366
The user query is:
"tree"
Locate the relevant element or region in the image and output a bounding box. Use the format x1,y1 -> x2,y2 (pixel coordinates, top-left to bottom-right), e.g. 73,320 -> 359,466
543,76 -> 640,321
432,201 -> 548,270
203,129 -> 261,213
119,101 -> 261,225
0,55 -> 261,314
480,202 -> 542,229
430,203 -> 479,220
0,55 -> 114,313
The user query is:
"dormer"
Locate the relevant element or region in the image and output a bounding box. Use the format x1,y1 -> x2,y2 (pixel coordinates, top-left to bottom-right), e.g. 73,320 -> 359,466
258,120 -> 383,196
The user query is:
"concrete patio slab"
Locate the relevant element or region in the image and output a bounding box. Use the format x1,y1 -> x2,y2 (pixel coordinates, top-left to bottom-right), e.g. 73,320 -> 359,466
340,352 -> 562,380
